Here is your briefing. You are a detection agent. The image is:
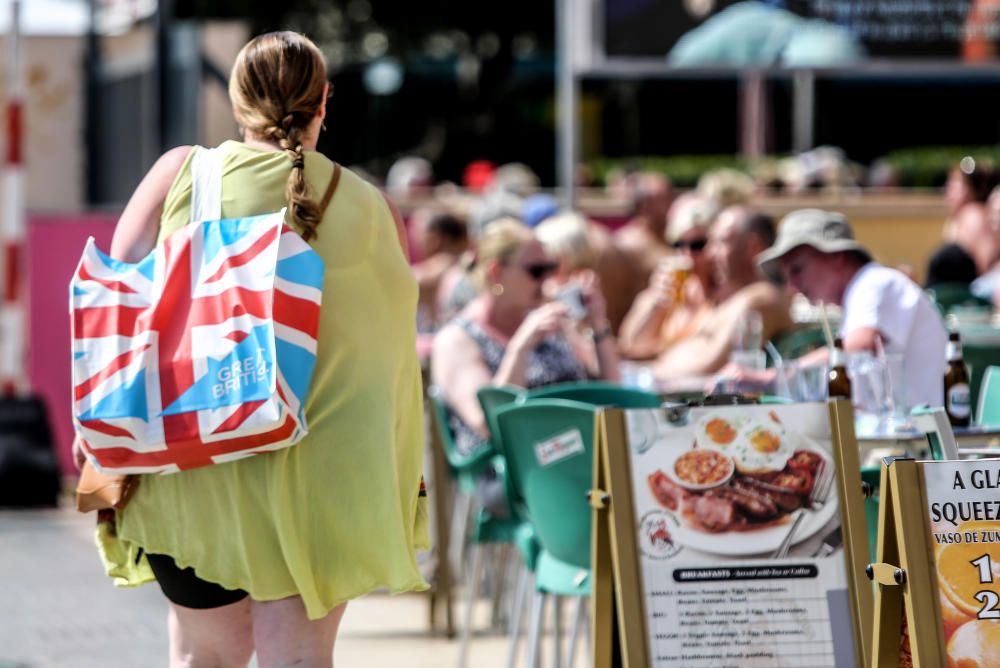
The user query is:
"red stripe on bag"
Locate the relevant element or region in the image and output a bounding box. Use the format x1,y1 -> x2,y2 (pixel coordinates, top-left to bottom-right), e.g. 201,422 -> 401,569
202,226 -> 280,284
78,264 -> 139,293
80,419 -> 136,440
74,306 -> 146,339
74,344 -> 152,400
273,291 -> 321,333
91,413 -> 298,470
211,399 -> 267,435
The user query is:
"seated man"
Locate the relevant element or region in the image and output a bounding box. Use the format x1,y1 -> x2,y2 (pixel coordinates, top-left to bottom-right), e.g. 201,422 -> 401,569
650,206 -> 793,379
753,208 -> 948,407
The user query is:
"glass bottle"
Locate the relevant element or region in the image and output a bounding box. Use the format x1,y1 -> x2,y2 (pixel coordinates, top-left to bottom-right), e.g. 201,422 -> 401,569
828,337 -> 852,400
944,331 -> 971,427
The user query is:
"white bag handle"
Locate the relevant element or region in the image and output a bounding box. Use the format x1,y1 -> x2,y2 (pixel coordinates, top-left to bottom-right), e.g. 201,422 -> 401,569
189,145 -> 230,223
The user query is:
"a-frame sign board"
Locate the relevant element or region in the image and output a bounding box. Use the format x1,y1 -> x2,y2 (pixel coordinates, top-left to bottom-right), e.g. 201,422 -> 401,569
592,399 -> 873,668
870,456 -> 1000,666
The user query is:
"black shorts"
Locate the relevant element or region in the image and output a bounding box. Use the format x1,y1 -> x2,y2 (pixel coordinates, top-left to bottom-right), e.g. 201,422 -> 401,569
146,552 -> 249,609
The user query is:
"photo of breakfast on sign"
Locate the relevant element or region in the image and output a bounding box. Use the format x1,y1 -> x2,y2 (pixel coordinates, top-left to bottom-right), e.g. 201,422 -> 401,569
638,408 -> 838,557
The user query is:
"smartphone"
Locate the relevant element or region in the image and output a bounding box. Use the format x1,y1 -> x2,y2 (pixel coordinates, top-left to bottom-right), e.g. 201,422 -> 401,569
554,285 -> 588,321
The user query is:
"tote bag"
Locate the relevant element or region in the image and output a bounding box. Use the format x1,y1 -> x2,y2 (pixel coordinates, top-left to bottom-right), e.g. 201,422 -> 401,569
70,146 -> 329,474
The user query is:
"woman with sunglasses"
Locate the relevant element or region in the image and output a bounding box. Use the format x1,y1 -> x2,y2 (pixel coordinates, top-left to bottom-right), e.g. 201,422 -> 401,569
431,218 -> 617,509
618,196 -> 719,360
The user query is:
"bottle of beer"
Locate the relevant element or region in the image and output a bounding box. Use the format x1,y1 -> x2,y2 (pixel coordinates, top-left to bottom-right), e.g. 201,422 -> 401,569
828,337 -> 852,399
944,331 -> 972,427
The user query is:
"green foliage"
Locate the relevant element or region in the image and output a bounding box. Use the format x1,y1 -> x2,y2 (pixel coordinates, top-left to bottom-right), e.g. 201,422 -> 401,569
883,146 -> 1000,189
587,155 -> 751,188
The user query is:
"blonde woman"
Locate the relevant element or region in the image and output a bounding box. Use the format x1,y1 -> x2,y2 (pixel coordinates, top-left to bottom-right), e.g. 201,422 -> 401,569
74,32 -> 427,667
535,212 -> 621,381
432,218 -> 617,458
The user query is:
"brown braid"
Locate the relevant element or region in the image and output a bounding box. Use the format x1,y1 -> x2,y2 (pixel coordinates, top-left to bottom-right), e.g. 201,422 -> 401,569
229,32 -> 328,241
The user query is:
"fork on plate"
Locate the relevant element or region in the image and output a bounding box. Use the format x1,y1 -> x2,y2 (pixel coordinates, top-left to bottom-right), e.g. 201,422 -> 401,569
771,459 -> 836,559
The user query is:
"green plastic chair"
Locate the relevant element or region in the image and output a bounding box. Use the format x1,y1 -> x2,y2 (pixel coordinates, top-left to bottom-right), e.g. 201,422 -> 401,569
770,326 -> 827,362
429,386 -> 537,668
926,282 -> 993,316
476,385 -> 522,454
521,380 -> 661,408
494,398 -> 598,667
977,366 -> 1000,426
965,343 -> 1000,420
427,386 -> 496,495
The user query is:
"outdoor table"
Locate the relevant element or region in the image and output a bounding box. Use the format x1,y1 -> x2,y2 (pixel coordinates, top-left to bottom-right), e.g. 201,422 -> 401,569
856,424 -> 1000,468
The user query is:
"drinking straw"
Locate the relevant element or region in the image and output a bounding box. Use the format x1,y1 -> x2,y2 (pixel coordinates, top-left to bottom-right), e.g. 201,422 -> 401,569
817,300 -> 836,349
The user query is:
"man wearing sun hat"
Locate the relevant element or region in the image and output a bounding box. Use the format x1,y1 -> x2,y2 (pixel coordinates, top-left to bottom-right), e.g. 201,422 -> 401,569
756,208 -> 948,408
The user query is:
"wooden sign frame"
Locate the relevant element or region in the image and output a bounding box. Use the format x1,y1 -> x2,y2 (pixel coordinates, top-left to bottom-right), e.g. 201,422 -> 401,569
591,399 -> 873,667
868,458 -> 948,666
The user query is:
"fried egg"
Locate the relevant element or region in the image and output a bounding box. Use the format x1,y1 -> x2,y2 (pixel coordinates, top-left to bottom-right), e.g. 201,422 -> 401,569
694,413 -> 745,451
728,421 -> 795,474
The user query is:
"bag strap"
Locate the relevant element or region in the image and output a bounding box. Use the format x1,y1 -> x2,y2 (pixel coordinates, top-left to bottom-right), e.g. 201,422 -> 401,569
189,145 -> 229,224
317,163 -> 342,216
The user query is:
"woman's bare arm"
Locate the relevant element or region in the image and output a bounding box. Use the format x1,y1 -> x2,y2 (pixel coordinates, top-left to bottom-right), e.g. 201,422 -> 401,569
431,324 -> 494,437
109,146 -> 192,262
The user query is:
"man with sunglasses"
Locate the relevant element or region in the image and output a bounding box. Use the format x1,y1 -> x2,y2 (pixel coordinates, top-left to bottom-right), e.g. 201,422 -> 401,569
648,206 -> 793,380
618,196 -> 718,361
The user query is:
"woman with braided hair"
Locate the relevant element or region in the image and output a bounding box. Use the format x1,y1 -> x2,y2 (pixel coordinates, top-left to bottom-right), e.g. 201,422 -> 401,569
75,31 -> 428,666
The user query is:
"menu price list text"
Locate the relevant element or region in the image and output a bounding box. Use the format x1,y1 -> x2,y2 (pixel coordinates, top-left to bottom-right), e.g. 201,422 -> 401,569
645,563 -> 838,668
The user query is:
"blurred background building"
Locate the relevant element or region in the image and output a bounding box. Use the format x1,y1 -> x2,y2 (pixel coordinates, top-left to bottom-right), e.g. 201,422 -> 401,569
7,0 -> 1000,209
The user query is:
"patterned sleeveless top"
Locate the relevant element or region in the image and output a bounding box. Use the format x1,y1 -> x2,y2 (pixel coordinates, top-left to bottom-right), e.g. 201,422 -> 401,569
448,315 -> 588,455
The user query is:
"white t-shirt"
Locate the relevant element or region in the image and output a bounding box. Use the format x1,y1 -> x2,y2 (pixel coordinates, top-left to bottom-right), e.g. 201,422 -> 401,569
841,263 -> 948,408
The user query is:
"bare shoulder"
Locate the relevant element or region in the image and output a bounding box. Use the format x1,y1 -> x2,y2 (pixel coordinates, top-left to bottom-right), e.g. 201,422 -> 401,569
433,321 -> 474,356
736,280 -> 784,307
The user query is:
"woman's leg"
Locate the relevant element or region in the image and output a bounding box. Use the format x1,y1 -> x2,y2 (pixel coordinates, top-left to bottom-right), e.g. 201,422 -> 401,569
251,596 -> 348,668
167,598 -> 254,668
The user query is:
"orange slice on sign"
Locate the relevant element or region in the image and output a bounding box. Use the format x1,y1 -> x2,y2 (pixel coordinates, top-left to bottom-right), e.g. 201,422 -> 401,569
937,522 -> 1000,619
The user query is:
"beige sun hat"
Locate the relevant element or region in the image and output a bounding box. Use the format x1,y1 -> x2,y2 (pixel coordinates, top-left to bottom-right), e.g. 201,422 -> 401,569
756,208 -> 871,282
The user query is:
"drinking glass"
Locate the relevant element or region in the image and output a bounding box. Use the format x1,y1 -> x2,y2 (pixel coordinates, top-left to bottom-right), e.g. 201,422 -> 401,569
794,363 -> 829,402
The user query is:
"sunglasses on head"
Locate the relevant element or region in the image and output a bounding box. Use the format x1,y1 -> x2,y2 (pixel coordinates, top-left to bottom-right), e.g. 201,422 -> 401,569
520,262 -> 559,280
672,238 -> 708,252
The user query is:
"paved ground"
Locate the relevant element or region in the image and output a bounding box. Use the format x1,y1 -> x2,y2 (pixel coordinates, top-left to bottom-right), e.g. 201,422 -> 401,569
0,506 -> 581,668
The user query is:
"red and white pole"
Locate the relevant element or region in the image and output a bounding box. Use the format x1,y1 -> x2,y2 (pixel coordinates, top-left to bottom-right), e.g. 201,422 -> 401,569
2,0 -> 25,396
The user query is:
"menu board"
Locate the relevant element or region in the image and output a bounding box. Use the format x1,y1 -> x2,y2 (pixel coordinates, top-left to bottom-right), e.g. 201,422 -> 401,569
624,403 -> 857,667
922,459 -> 1000,665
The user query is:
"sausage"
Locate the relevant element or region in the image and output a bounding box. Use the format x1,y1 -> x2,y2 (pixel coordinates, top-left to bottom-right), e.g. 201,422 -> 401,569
713,486 -> 779,519
732,476 -> 802,513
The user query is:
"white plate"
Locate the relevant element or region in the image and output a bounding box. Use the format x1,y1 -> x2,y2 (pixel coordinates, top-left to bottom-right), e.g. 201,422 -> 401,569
658,436 -> 837,557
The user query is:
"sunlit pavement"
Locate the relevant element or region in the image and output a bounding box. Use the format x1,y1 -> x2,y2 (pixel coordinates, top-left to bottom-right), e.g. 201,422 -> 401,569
0,506 -> 529,668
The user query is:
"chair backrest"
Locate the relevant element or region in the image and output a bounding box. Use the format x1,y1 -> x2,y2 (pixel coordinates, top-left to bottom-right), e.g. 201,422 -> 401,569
494,399 -> 597,569
770,326 -> 828,362
910,406 -> 959,460
926,282 -> 992,316
523,381 -> 661,408
476,385 -> 522,454
962,342 -> 1000,417
978,366 -> 1000,426
426,385 -> 494,472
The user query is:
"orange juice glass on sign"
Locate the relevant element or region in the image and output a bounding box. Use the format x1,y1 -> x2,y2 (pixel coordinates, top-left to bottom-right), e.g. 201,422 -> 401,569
663,255 -> 693,305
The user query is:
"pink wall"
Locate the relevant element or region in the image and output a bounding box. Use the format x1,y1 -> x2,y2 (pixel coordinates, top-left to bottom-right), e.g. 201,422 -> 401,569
29,214 -> 118,474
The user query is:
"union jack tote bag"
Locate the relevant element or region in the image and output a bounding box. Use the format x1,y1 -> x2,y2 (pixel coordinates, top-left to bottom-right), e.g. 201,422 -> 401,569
70,146 -> 325,474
